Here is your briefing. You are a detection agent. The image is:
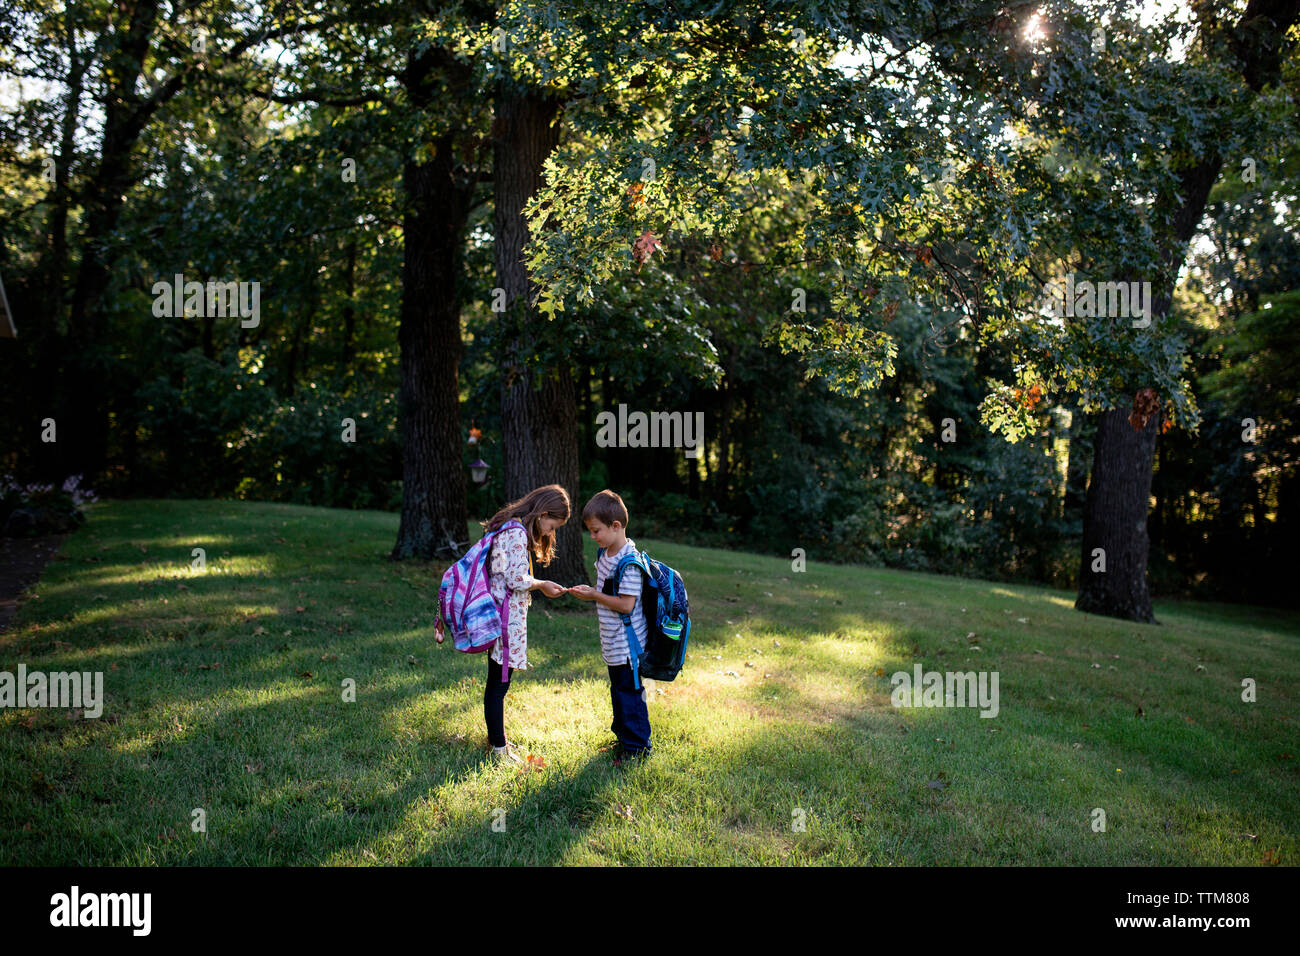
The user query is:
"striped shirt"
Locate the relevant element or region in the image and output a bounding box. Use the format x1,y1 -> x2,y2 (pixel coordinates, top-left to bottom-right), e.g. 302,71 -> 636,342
595,540 -> 647,666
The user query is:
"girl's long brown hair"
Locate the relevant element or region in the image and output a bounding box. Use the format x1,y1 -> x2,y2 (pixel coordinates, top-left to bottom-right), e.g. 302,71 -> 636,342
484,484 -> 571,566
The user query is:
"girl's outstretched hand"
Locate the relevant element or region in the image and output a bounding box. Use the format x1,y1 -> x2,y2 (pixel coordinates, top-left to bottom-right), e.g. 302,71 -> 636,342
538,580 -> 566,598
567,584 -> 596,600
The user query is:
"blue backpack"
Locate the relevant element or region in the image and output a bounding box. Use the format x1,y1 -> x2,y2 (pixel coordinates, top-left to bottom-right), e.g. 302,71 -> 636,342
603,549 -> 691,689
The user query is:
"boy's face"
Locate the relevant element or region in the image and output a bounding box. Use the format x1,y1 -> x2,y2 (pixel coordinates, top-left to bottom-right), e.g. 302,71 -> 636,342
583,517 -> 624,550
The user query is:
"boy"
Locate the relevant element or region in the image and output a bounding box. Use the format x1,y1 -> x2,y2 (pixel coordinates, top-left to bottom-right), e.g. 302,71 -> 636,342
566,489 -> 652,762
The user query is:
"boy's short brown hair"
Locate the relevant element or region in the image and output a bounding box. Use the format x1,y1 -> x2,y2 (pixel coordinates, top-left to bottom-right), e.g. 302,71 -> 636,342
582,489 -> 629,529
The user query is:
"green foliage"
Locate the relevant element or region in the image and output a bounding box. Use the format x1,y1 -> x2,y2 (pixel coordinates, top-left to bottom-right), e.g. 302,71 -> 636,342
133,348 -> 399,508
228,381 -> 400,510
512,0 -> 1216,438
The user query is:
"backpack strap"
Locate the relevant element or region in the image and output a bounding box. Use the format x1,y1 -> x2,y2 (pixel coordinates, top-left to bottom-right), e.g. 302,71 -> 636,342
611,553 -> 651,691
490,520 -> 528,681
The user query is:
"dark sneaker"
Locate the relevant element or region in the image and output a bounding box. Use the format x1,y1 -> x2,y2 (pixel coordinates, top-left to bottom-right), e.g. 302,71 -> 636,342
613,747 -> 651,767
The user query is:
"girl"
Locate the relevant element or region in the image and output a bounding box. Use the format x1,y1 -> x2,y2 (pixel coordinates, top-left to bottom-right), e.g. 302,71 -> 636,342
482,484 -> 569,764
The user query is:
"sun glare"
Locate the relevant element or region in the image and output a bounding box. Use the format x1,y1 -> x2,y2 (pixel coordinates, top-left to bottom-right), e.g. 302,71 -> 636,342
1023,11 -> 1049,45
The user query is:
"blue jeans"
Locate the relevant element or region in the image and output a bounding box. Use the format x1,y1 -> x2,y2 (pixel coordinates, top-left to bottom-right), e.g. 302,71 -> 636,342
608,663 -> 652,754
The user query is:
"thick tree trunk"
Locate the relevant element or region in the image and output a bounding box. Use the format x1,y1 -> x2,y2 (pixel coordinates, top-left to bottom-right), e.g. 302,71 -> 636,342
1073,0 -> 1300,620
1076,408 -> 1160,622
391,48 -> 474,560
60,0 -> 163,482
494,79 -> 589,585
1072,0 -> 1300,620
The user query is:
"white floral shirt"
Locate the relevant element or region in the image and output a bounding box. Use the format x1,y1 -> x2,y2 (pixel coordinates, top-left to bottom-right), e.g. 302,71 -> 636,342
488,525 -> 536,670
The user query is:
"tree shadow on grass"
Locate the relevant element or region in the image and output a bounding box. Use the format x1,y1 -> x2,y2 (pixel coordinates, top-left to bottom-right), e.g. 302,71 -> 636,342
401,752 -> 621,865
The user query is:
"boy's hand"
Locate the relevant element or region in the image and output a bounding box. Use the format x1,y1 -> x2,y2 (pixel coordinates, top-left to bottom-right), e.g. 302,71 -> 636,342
567,584 -> 596,600
538,580 -> 566,598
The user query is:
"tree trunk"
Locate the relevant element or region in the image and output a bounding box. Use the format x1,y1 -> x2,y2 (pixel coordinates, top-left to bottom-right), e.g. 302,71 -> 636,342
601,366 -> 619,488
1062,404 -> 1091,526
1075,408 -> 1159,623
1073,0 -> 1300,620
60,0 -> 164,482
390,48 -> 474,560
34,27 -> 85,483
495,78 -> 589,585
341,236 -> 357,367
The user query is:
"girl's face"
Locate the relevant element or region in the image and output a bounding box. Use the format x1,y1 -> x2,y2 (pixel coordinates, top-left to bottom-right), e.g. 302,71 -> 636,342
536,514 -> 566,537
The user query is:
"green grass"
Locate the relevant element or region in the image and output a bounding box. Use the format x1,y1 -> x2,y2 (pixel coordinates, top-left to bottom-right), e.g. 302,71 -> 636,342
2,498 -> 1297,865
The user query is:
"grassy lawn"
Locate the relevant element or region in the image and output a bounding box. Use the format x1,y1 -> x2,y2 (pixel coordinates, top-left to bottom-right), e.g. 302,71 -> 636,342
2,498 -> 1296,865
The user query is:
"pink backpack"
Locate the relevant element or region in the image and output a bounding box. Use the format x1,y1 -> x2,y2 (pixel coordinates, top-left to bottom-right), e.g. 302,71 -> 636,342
434,520 -> 525,679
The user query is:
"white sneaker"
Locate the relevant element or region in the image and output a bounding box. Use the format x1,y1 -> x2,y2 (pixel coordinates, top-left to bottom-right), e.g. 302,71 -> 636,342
491,743 -> 525,765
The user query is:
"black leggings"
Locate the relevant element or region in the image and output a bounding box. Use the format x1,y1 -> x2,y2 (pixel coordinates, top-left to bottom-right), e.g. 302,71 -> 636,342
483,656 -> 515,747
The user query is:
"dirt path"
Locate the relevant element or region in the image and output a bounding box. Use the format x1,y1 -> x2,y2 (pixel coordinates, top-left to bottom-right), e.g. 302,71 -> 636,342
0,534 -> 67,632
